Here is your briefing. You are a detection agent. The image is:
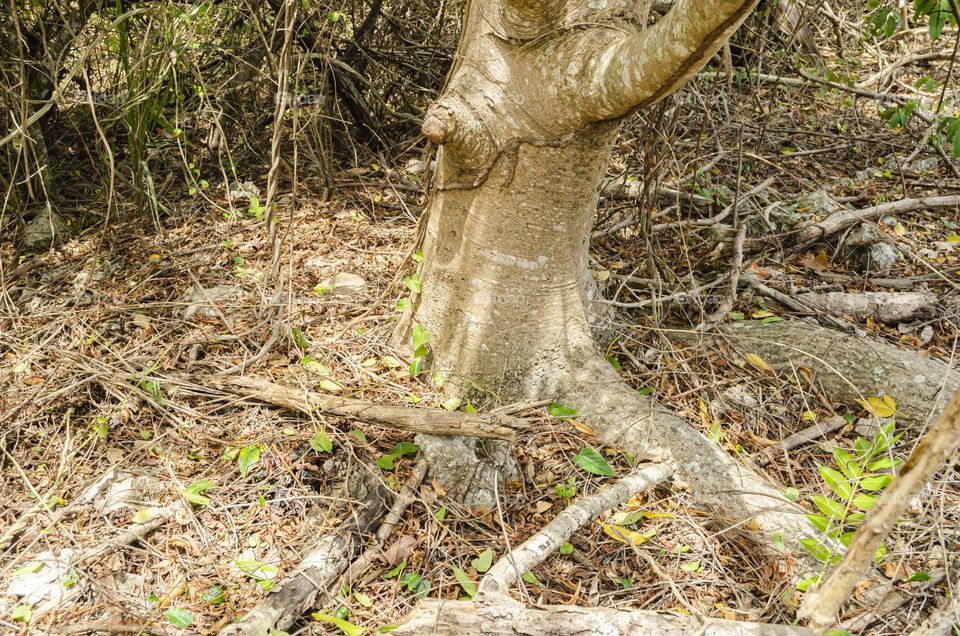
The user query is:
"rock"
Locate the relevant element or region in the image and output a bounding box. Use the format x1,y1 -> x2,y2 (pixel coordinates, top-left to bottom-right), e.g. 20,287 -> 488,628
796,291 -> 938,324
5,549 -> 75,614
316,272 -> 367,295
20,205 -> 69,249
844,223 -> 899,273
228,181 -> 261,201
180,285 -> 240,320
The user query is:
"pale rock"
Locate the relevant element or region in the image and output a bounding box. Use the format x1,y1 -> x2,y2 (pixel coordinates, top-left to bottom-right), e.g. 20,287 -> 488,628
317,272 -> 367,295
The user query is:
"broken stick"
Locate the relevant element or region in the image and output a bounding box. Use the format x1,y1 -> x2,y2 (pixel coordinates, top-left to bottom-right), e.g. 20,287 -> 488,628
478,463 -> 673,596
209,375 -> 529,440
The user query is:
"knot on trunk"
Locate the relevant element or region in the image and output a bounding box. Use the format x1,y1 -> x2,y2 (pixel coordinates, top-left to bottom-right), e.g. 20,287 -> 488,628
498,0 -> 567,40
422,103 -> 454,145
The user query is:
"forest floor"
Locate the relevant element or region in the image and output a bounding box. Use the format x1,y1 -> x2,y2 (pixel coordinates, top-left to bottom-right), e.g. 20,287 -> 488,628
2,12 -> 960,636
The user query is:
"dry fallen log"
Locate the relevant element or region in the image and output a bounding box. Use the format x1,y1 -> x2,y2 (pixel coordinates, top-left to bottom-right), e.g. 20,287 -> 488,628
218,534 -> 351,636
478,463 -> 673,596
714,320 -> 958,423
209,376 -> 529,440
792,195 -> 960,249
795,291 -> 938,324
799,388 -> 960,633
390,597 -> 811,635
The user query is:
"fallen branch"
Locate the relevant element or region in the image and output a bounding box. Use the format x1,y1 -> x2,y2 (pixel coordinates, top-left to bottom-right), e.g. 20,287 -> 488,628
799,388 -> 960,633
218,534 -> 351,636
600,176 -> 713,208
477,463 -> 673,596
390,596 -> 811,635
755,415 -> 847,467
795,291 -> 938,324
208,376 -> 528,440
791,195 -> 960,249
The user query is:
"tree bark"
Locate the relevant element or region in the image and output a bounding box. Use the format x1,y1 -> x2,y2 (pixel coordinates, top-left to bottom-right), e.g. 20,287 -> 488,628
711,320 -> 959,424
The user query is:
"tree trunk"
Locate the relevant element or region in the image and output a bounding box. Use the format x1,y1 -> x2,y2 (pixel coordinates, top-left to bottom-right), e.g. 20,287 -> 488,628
416,0 -> 759,399
408,0 -> 818,547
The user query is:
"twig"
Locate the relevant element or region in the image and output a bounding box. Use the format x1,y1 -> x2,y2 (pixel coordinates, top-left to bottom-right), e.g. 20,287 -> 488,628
755,415 -> 847,467
799,388 -> 960,633
339,459 -> 428,587
699,225 -> 746,329
477,463 -> 673,597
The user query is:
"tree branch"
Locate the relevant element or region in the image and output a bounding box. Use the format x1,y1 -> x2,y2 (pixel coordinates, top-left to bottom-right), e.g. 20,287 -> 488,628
588,0 -> 760,119
498,0 -> 567,40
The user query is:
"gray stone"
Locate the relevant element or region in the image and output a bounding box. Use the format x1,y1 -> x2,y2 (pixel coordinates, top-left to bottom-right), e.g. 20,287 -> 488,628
844,223 -> 899,273
20,205 -> 69,249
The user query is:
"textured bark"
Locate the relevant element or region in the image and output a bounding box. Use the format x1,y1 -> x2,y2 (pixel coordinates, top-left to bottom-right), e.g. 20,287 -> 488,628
417,0 -> 759,398
713,320 -> 959,424
391,597 -> 811,636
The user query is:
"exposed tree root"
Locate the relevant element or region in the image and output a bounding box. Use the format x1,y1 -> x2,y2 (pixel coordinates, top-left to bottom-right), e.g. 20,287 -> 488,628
562,348 -> 813,556
390,596 -> 811,635
710,320 -> 959,423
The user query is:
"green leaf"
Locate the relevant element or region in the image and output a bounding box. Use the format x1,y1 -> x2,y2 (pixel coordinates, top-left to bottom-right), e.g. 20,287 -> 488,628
853,493 -> 878,510
812,495 -> 847,520
164,608 -> 193,628
11,604 -> 32,623
521,571 -> 540,585
472,549 -> 493,573
806,514 -> 831,533
559,542 -> 574,555
238,445 -> 262,477
905,571 -> 932,582
312,610 -> 364,636
860,474 -> 893,491
782,487 -> 800,502
818,465 -> 852,500
800,538 -> 837,564
434,506 -> 447,521
395,297 -> 411,311
411,323 -> 431,353
451,567 -> 477,598
383,560 -> 406,579
771,531 -> 787,553
354,592 -> 373,608
404,273 -> 421,294
547,403 -> 577,418
573,447 -> 615,477
442,397 -> 462,412
310,429 -> 333,453
182,480 -> 215,506
796,575 -> 821,592
376,454 -> 396,471
292,327 -> 310,350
